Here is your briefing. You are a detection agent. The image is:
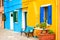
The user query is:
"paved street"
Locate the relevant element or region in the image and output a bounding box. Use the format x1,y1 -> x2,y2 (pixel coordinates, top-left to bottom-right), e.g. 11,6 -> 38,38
0,28 -> 38,40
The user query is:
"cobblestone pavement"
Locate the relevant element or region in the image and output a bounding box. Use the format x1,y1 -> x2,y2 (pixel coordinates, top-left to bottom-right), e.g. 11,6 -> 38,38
0,28 -> 38,40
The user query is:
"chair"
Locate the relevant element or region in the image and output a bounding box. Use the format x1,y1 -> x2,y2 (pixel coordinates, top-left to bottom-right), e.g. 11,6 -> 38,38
24,26 -> 34,37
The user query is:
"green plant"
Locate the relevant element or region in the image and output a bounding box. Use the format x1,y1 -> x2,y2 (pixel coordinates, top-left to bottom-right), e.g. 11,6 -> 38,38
40,18 -> 47,30
39,22 -> 47,34
36,24 -> 40,28
48,30 -> 54,34
40,22 -> 47,30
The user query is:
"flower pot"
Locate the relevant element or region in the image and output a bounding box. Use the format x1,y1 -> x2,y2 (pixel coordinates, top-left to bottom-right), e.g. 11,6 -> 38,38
40,29 -> 48,34
38,34 -> 55,40
41,30 -> 47,34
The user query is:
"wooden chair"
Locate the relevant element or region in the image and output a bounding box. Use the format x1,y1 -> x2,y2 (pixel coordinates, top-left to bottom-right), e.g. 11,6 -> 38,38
24,26 -> 34,37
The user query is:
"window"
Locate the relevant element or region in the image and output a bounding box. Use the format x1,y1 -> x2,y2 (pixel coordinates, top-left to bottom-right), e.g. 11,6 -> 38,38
44,7 -> 48,23
40,5 -> 52,25
13,11 -> 18,22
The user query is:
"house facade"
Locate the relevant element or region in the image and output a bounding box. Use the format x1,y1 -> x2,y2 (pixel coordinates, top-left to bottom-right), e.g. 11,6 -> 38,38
0,0 -> 4,29
57,0 -> 60,40
23,0 -> 59,40
4,0 -> 22,32
4,0 -> 60,40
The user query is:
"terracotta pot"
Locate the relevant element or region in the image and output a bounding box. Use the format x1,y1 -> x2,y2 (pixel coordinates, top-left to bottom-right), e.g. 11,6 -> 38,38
41,30 -> 48,34
38,34 -> 55,40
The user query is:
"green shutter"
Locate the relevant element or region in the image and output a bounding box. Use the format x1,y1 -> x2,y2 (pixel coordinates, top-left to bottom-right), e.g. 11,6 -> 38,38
13,11 -> 18,22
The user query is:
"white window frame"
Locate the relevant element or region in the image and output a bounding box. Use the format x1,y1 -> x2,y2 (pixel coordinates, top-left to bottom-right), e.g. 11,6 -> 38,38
40,4 -> 51,26
41,4 -> 51,7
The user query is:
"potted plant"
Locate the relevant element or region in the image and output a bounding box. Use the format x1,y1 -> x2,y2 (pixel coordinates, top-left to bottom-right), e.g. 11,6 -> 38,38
39,30 -> 55,40
48,30 -> 55,40
40,22 -> 48,34
40,18 -> 50,34
36,24 -> 40,28
48,30 -> 54,34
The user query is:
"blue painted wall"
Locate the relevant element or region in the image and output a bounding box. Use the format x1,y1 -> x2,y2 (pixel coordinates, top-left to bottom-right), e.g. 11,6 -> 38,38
4,0 -> 22,13
4,0 -> 22,32
4,12 -> 10,30
14,9 -> 22,32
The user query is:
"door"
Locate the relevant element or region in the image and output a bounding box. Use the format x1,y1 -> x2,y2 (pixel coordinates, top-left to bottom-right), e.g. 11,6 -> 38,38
10,12 -> 14,30
22,10 -> 27,31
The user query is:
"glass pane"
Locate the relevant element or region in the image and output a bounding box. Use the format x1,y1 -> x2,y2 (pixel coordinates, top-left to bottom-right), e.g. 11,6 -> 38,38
44,7 -> 48,22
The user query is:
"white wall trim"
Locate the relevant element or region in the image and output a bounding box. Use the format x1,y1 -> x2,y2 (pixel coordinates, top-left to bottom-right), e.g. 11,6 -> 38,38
22,10 -> 27,31
14,10 -> 19,11
22,10 -> 27,13
10,12 -> 14,30
41,4 -> 51,7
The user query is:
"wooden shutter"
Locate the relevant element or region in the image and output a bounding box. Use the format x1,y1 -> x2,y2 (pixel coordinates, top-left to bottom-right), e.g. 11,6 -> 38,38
40,7 -> 44,23
47,5 -> 52,24
13,11 -> 18,22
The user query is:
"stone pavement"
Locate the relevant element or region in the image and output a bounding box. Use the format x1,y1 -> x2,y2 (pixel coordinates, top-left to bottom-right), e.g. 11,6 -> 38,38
0,28 -> 38,40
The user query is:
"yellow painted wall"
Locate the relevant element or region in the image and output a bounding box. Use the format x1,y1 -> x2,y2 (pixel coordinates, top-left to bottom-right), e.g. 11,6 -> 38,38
22,0 -> 58,40
22,1 -> 38,27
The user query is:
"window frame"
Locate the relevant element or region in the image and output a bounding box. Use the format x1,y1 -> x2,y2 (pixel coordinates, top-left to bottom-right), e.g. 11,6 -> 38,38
40,4 -> 52,26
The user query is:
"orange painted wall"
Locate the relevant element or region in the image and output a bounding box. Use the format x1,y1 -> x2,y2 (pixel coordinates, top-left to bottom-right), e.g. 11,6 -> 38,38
57,0 -> 60,40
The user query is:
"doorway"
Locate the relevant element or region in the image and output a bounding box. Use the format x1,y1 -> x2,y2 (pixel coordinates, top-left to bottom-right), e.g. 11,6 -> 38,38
10,10 -> 18,30
22,10 -> 27,31
10,12 -> 14,30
